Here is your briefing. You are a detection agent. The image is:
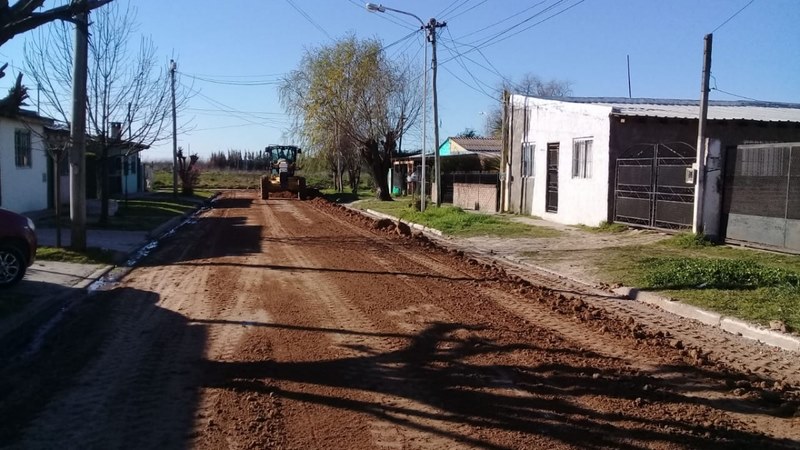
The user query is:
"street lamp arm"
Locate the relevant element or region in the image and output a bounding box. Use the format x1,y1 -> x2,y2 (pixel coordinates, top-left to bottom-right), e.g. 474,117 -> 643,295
365,3 -> 424,27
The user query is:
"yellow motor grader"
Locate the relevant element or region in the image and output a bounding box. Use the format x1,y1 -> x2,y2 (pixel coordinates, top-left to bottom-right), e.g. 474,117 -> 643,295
260,145 -> 308,199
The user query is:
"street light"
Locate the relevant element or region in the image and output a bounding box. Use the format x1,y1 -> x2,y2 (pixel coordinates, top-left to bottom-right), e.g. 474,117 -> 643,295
366,2 -> 428,211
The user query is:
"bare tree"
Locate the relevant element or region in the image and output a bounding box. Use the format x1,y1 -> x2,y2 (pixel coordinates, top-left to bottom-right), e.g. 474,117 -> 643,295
0,1 -> 112,111
485,73 -> 572,138
24,1 -> 187,223
281,36 -> 421,200
0,0 -> 112,47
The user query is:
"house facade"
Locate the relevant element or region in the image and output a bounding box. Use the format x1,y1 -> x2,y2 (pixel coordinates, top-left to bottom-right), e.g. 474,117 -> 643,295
0,112 -> 52,213
505,97 -> 800,235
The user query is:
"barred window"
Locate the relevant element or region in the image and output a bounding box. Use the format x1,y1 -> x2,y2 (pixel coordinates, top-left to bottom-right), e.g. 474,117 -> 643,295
15,129 -> 31,167
572,138 -> 593,179
522,142 -> 535,177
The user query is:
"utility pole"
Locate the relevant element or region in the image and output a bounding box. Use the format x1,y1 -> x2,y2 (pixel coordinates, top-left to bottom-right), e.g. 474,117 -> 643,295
421,38 -> 428,211
499,90 -> 509,212
69,12 -> 89,251
692,34 -> 712,235
170,59 -> 178,197
427,18 -> 446,206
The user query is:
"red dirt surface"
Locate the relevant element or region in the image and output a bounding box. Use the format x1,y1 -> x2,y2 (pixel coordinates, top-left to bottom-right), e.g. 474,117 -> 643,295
0,191 -> 797,449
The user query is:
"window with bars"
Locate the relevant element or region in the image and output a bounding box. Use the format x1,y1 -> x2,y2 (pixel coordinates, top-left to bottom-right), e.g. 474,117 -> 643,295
15,129 -> 31,167
522,142 -> 535,177
572,138 -> 593,179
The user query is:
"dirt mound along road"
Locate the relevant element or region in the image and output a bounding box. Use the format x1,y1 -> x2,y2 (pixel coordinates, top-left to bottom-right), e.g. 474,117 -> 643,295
1,191 -> 798,449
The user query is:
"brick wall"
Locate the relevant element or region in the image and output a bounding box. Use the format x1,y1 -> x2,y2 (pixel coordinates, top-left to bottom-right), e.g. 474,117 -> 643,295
453,183 -> 498,212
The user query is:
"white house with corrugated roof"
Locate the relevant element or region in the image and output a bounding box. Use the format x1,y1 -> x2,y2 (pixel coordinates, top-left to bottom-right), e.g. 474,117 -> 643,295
503,96 -> 800,250
0,110 -> 52,214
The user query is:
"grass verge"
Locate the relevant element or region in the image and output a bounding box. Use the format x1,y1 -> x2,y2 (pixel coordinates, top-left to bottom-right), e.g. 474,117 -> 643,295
356,197 -> 562,238
589,233 -> 800,332
36,246 -> 119,265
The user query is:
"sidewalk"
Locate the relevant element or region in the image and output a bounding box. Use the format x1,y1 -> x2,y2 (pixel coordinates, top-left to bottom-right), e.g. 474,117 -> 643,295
0,209 -> 197,354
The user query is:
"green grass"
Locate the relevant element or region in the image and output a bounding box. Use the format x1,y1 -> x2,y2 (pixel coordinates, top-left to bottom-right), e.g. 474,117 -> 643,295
101,195 -> 199,231
587,233 -> 800,331
578,221 -> 628,233
36,246 -> 118,265
357,197 -> 563,238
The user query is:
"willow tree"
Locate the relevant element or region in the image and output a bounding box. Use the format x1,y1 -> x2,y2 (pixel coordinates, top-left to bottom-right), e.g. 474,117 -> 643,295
281,35 -> 420,200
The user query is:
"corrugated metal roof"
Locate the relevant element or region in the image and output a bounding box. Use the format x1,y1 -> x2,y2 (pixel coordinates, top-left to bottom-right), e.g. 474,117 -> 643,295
451,137 -> 501,152
534,97 -> 800,123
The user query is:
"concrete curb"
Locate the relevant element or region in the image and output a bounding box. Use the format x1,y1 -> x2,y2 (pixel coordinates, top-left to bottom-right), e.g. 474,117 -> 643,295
613,287 -> 800,352
347,204 -> 800,353
73,265 -> 115,289
364,209 -> 444,237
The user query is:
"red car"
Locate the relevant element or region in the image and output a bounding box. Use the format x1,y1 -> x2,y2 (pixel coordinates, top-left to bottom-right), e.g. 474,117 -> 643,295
0,208 -> 37,287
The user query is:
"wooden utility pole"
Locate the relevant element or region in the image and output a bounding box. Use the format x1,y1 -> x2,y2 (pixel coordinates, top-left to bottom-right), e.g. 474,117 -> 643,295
693,34 -> 712,234
170,60 -> 178,197
428,18 -> 446,206
69,12 -> 89,251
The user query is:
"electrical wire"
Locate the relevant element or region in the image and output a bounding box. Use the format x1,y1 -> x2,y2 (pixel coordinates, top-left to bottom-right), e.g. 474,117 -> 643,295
180,72 -> 281,86
453,0 -> 549,42
437,0 -> 472,19
284,0 -> 334,40
711,0 -> 756,33
445,0 -> 488,21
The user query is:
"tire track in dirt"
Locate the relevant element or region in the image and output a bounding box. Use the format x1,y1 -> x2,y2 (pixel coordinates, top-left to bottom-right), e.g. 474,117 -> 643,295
256,199 -> 478,449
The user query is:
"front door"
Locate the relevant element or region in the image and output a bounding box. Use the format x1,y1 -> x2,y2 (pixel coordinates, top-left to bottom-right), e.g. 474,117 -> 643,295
546,143 -> 559,212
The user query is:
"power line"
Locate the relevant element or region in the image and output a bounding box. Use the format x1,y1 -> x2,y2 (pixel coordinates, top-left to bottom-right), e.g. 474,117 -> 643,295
711,0 -> 756,33
445,0 -> 489,21
438,0 -> 471,18
473,0 -> 583,49
284,0 -> 334,40
454,0 -> 549,42
179,72 -> 281,86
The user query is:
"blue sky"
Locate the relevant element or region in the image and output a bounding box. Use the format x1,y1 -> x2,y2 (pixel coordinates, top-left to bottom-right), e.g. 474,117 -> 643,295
1,0 -> 798,161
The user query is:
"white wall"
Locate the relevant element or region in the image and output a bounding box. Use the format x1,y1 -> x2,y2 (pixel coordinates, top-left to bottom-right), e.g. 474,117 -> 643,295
512,96 -> 612,226
0,117 -> 48,213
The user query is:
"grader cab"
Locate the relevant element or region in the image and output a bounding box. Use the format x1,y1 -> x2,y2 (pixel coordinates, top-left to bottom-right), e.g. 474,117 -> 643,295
260,145 -> 308,199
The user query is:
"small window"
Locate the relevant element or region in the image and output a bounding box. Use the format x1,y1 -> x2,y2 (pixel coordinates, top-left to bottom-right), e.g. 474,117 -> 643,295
15,129 -> 32,167
522,142 -> 535,177
572,138 -> 593,179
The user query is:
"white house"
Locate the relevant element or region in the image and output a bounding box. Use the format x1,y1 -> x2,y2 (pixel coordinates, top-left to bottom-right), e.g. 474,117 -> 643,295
0,111 -> 52,213
504,96 -> 800,232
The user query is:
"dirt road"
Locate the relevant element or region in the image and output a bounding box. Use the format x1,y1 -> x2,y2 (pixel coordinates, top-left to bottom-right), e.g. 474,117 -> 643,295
1,191 -> 798,449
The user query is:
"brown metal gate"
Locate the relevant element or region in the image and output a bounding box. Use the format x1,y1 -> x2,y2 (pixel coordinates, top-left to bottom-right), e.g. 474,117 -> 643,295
614,142 -> 696,230
723,143 -> 800,252
546,143 -> 559,212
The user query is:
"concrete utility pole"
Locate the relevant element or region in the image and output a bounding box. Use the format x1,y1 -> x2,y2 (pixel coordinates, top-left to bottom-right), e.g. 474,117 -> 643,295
692,33 -> 712,235
499,90 -> 509,212
170,59 -> 178,197
69,12 -> 89,251
428,18 -> 446,206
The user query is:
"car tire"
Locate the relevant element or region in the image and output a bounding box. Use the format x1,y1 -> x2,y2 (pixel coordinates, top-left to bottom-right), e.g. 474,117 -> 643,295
0,245 -> 26,288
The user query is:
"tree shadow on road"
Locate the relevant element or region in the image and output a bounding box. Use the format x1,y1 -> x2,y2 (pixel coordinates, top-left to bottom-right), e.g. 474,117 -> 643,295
0,287 -> 206,448
200,320 -> 798,449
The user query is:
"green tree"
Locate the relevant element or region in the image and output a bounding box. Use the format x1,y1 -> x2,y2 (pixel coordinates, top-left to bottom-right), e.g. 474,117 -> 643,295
280,35 -> 421,200
456,128 -> 480,138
